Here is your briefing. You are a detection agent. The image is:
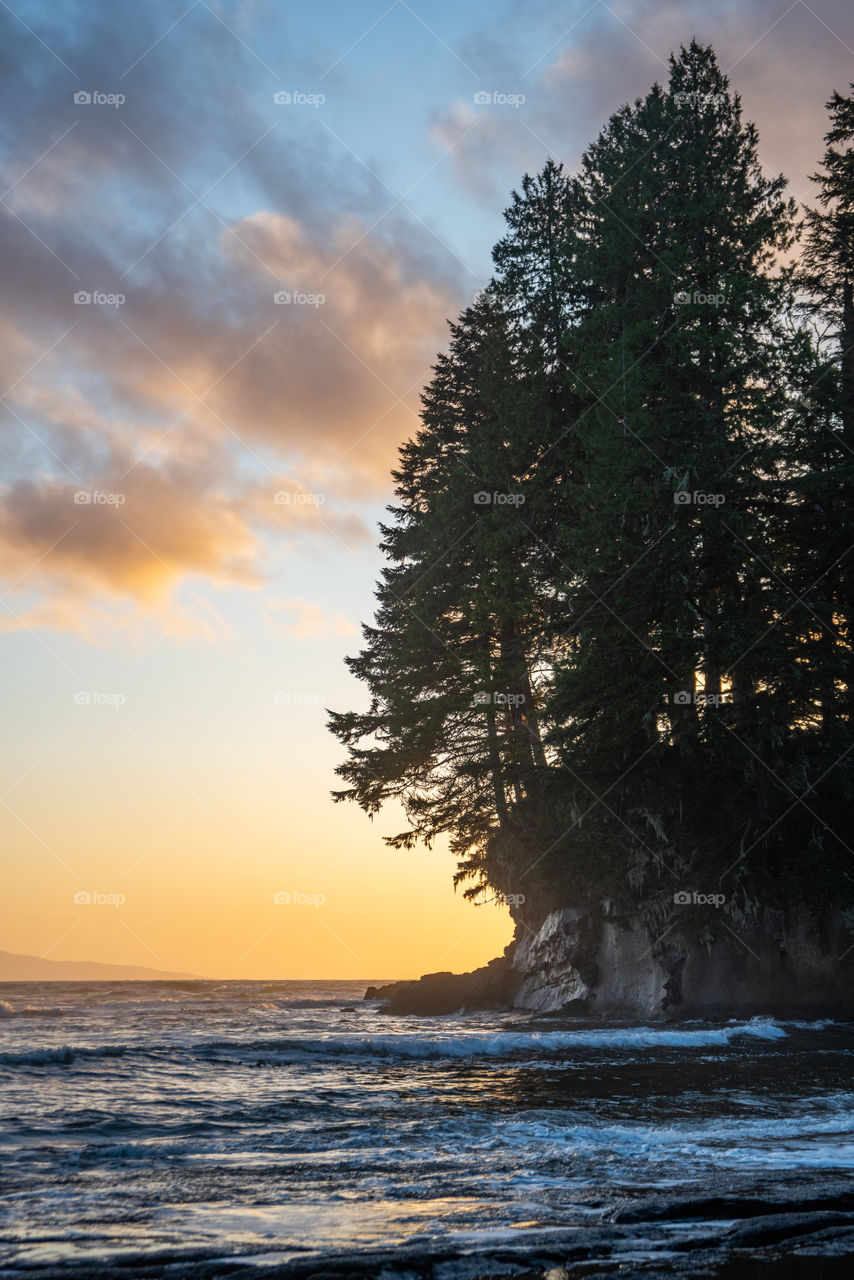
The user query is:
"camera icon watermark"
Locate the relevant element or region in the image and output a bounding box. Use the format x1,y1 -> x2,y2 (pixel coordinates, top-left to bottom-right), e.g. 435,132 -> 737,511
671,690 -> 730,708
672,91 -> 727,109
273,290 -> 325,307
73,291 -> 125,307
273,90 -> 325,107
472,288 -> 522,309
673,490 -> 725,507
74,890 -> 126,908
473,91 -> 525,108
474,491 -> 525,506
73,691 -> 126,707
473,890 -> 526,908
674,289 -> 725,307
273,890 -> 326,907
73,90 -> 125,108
674,889 -> 726,907
273,691 -> 324,706
273,490 -> 325,505
73,490 -> 125,505
473,691 -> 526,708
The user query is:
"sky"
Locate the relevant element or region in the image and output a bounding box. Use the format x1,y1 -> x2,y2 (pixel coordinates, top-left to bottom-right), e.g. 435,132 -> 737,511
1,0 -> 852,979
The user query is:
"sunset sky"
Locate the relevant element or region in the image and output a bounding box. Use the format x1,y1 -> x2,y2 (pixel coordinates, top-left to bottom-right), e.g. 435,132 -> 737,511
1,0 -> 852,978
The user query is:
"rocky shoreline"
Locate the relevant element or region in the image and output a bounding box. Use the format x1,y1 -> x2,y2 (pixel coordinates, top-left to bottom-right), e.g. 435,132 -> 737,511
12,1181 -> 854,1277
366,901 -> 854,1018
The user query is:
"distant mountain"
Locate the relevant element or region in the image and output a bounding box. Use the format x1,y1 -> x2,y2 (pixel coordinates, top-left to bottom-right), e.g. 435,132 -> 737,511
0,950 -> 198,981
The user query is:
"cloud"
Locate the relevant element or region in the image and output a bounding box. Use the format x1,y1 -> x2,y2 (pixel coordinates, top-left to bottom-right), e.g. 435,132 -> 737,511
0,0 -> 463,631
430,101 -> 539,207
0,466 -> 261,601
0,593 -> 229,644
540,0 -> 854,192
261,596 -> 357,638
0,194 -> 458,480
0,449 -> 371,634
432,0 -> 854,209
6,0 -> 850,637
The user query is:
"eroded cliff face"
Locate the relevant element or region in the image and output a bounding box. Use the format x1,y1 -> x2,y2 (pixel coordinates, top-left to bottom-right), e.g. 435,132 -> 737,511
368,898 -> 854,1017
510,906 -> 671,1014
508,900 -> 853,1016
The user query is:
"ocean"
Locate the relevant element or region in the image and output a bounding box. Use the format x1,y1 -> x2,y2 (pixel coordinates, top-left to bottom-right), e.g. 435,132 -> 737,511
1,979 -> 853,1277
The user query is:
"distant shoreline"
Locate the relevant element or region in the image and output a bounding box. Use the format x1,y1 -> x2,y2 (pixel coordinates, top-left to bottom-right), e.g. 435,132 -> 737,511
0,949 -> 197,982
0,963 -> 402,983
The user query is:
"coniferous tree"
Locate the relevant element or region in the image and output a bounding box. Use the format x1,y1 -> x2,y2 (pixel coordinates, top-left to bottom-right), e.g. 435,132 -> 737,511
766,84 -> 854,892
329,297 -> 543,883
330,166 -> 591,903
329,47 -> 854,921
799,84 -> 854,730
802,86 -> 854,445
547,43 -> 800,903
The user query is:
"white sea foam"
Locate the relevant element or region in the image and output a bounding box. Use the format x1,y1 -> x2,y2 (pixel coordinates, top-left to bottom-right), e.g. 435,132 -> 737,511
0,999 -> 66,1019
203,1019 -> 788,1061
0,1018 -> 788,1070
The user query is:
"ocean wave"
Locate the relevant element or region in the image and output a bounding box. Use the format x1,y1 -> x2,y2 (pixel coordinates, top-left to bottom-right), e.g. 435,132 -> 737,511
491,1106 -> 854,1167
0,999 -> 67,1019
0,1019 -> 792,1070
198,1019 -> 789,1061
0,1044 -> 129,1067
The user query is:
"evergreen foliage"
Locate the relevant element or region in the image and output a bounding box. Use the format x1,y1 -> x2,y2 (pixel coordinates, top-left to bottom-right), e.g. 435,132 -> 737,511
329,45 -> 854,920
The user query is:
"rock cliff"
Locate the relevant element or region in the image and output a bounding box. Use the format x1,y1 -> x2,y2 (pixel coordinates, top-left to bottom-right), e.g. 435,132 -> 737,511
366,898 -> 854,1017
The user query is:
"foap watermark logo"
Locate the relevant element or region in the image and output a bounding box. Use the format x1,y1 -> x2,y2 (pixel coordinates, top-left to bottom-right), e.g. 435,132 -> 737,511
74,291 -> 125,307
73,90 -> 125,108
472,288 -> 522,309
273,90 -> 325,108
474,491 -> 525,507
674,289 -> 725,308
473,890 -> 526,908
672,690 -> 730,708
274,490 -> 325,505
274,890 -> 326,907
473,91 -> 525,108
73,490 -> 125,506
473,691 -> 526,708
74,691 -> 126,707
74,890 -> 126,908
674,889 -> 726,907
273,290 -> 325,307
673,490 -> 725,507
672,91 -> 727,109
273,691 -> 324,707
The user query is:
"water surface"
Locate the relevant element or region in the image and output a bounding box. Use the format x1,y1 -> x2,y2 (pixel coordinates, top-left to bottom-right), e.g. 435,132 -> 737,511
1,980 -> 852,1271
